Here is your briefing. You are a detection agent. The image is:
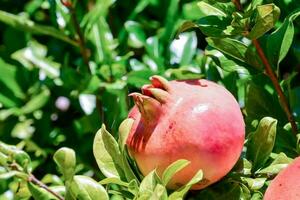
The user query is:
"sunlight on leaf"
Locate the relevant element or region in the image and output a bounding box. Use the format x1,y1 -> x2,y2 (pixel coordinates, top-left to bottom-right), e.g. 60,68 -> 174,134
246,117 -> 277,171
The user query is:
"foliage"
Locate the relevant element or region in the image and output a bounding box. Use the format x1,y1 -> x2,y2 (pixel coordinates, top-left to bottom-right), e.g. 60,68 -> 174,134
0,0 -> 300,199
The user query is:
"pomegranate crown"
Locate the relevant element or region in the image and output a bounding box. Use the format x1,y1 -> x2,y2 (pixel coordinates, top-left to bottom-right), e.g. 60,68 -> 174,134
129,75 -> 171,121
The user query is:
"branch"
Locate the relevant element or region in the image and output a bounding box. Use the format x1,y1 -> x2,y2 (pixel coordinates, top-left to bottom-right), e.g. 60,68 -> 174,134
232,0 -> 242,11
231,0 -> 298,134
7,163 -> 64,200
28,174 -> 64,200
252,39 -> 298,135
62,0 -> 91,73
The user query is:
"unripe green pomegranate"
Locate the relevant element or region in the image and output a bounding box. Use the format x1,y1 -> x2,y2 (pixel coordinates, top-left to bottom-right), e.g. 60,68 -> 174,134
264,156 -> 300,200
124,76 -> 245,189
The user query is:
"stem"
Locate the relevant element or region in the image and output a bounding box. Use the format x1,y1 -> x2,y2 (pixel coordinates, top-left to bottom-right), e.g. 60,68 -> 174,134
68,5 -> 91,73
252,39 -> 298,135
7,163 -> 64,200
231,0 -> 298,135
232,0 -> 242,11
28,174 -> 64,200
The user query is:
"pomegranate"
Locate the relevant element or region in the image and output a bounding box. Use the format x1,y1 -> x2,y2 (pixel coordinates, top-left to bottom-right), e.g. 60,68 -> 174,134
264,157 -> 300,200
124,75 -> 245,189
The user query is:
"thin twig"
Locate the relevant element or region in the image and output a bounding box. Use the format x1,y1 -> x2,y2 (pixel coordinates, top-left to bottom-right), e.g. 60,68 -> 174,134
61,1 -> 105,122
231,0 -> 298,134
252,39 -> 298,135
70,7 -> 90,73
62,0 -> 91,73
28,174 -> 64,200
7,162 -> 64,200
232,0 -> 242,11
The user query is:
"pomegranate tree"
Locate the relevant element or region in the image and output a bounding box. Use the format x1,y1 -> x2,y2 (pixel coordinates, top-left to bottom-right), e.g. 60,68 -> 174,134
124,75 -> 245,189
264,157 -> 300,200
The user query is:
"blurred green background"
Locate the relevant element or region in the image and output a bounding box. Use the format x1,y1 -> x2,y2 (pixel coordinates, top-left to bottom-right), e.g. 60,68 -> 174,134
1,0 -> 300,198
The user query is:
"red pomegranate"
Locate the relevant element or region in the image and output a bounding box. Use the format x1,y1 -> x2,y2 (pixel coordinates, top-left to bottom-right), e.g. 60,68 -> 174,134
125,75 -> 245,189
264,156 -> 300,200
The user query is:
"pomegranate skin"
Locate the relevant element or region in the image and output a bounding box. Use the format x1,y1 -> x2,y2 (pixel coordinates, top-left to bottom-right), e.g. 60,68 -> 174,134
264,157 -> 300,200
126,76 -> 245,190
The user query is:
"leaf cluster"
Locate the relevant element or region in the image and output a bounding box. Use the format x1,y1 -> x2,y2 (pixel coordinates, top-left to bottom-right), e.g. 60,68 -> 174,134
0,0 -> 300,199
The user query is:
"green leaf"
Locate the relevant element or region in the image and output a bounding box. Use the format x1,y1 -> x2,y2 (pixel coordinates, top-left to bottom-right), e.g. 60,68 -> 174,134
120,149 -> 140,182
138,170 -> 160,198
214,0 -> 231,2
249,0 -> 264,11
53,147 -> 76,181
0,94 -> 19,109
49,186 -> 65,198
195,1 -> 236,37
0,10 -> 77,46
245,76 -> 286,122
41,174 -> 64,186
93,124 -> 124,178
206,37 -> 247,62
128,179 -> 139,196
14,153 -> 32,172
129,58 -> 147,71
183,2 -> 204,20
245,81 -> 276,120
20,88 -> 50,115
194,179 -> 246,200
274,125 -> 298,157
197,1 -> 227,17
125,21 -> 146,48
165,67 -> 203,80
267,9 -> 300,67
78,94 -> 97,115
232,158 -> 252,176
15,181 -> 32,199
161,159 -> 190,187
256,152 -> 293,175
248,4 -> 280,39
149,184 -> 167,200
160,0 -> 179,45
11,119 -> 35,139
239,183 -> 252,199
145,36 -> 164,71
99,177 -> 129,187
176,21 -> 198,37
81,0 -> 115,29
0,58 -> 25,103
197,15 -> 231,37
240,177 -> 266,190
290,87 -> 300,122
117,0 -> 152,43
170,32 -> 197,66
246,117 -> 277,171
27,182 -> 58,200
0,142 -> 31,172
51,0 -> 71,29
168,170 -> 203,200
229,12 -> 251,36
12,41 -> 61,79
127,69 -> 155,88
205,47 -> 250,74
245,43 -> 264,70
297,134 -> 300,154
0,170 -> 17,180
101,85 -> 129,134
69,175 -> 109,200
118,118 -> 134,150
251,192 -> 263,200
85,18 -> 117,64
118,118 -> 139,182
